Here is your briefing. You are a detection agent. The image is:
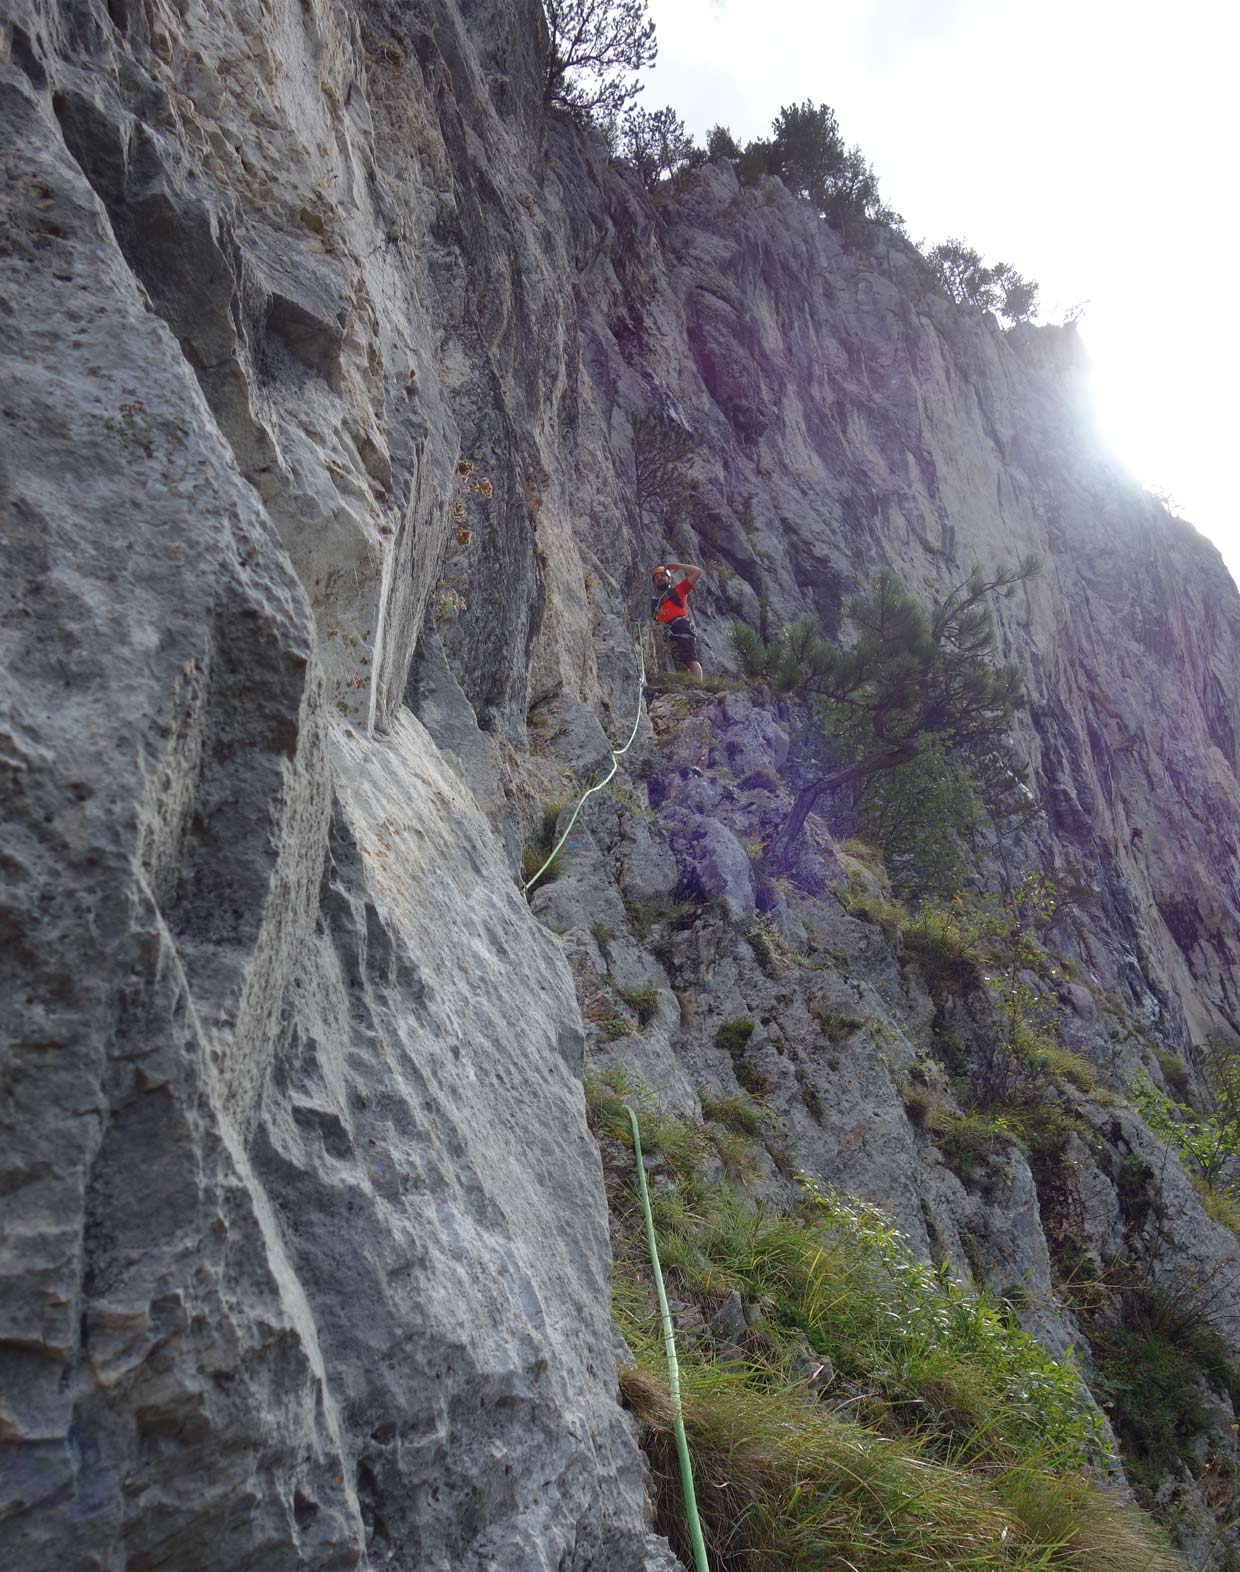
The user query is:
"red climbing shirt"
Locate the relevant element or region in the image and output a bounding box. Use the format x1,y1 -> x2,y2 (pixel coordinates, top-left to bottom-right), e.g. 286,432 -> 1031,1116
654,578 -> 693,624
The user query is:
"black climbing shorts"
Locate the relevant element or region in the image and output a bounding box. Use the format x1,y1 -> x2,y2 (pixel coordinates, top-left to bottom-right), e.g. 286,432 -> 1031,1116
666,616 -> 699,668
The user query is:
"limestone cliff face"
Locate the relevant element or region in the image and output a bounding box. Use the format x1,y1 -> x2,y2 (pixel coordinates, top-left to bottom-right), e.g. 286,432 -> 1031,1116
3,0 -> 1240,1566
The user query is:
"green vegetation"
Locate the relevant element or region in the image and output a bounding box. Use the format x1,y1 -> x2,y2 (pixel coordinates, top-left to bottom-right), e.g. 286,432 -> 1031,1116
838,836 -> 884,868
858,732 -> 983,900
623,891 -> 700,942
744,912 -> 796,975
813,1007 -> 864,1045
729,100 -> 900,230
590,920 -> 617,948
1130,1062 -> 1240,1190
1091,1286 -> 1240,1497
735,563 -> 1037,868
929,1104 -> 1018,1181
715,1019 -> 757,1056
715,1017 -> 768,1094
600,1101 -> 1173,1572
841,865 -> 1097,1191
839,876 -> 906,940
1153,1045 -> 1192,1097
520,797 -> 567,895
927,238 -> 1039,324
542,0 -> 655,117
584,1070 -> 709,1177
644,669 -> 744,696
705,123 -> 740,161
632,411 -> 695,528
1191,1172 -> 1240,1238
737,766 -> 781,792
1038,1046 -> 1099,1094
1129,1043 -> 1240,1251
619,104 -> 698,190
699,1092 -> 764,1138
795,1063 -> 826,1123
739,833 -> 765,863
613,981 -> 660,1026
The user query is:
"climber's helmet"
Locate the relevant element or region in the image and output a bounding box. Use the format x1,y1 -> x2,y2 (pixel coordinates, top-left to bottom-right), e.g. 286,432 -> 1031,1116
651,565 -> 672,585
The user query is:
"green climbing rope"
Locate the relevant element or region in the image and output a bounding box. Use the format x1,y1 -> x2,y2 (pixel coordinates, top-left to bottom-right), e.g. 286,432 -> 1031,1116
521,644 -> 647,896
626,1105 -> 711,1572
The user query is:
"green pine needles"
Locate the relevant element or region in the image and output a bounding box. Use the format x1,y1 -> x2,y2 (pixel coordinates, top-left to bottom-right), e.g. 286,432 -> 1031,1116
731,560 -> 1038,868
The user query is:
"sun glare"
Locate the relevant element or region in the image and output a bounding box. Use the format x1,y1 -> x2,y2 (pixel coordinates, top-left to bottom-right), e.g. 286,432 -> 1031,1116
1080,309 -> 1239,583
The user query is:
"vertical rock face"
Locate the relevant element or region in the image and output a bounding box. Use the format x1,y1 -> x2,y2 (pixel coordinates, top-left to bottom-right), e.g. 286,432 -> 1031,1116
3,0 -> 1240,1565
0,1 -> 656,1566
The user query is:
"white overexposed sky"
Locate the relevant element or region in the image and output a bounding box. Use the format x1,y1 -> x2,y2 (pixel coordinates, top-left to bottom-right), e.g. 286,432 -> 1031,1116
638,0 -> 1240,582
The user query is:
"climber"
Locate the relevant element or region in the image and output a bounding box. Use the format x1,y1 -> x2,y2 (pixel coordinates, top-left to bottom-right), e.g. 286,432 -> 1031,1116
650,561 -> 703,682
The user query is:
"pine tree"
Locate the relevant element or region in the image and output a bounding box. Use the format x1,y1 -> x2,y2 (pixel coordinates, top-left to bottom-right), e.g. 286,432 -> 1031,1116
620,106 -> 696,190
543,0 -> 657,119
741,561 -> 1039,868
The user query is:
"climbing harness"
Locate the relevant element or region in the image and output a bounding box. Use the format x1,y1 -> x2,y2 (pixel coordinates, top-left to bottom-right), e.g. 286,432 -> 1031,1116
520,644 -> 647,896
626,1105 -> 711,1572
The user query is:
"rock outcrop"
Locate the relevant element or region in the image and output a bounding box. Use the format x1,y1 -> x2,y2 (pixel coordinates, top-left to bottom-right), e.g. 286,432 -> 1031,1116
4,0 -> 1240,1565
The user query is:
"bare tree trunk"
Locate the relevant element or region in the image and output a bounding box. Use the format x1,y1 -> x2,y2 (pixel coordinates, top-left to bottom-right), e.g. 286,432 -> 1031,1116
763,744 -> 917,871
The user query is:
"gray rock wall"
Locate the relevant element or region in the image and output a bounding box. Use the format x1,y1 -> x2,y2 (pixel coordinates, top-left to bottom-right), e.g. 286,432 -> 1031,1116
4,0 -> 1240,1563
0,0 -> 663,1565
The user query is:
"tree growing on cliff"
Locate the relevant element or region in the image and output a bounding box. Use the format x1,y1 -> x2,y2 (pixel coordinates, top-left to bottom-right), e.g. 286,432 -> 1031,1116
706,124 -> 741,161
770,100 -> 846,206
733,101 -> 898,232
543,0 -> 657,118
927,240 -> 1039,325
620,105 -> 698,190
735,561 -> 1039,868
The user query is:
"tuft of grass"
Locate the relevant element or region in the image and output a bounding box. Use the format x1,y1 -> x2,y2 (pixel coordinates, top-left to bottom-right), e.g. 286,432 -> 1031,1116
700,1093 -> 764,1138
582,1071 -> 708,1180
1037,1045 -> 1099,1093
611,1156 -> 1174,1572
737,767 -> 782,793
902,904 -> 983,994
712,1021 -> 769,1099
932,1105 -> 1018,1181
796,1064 -> 826,1123
625,1362 -> 1022,1572
1190,1172 -> 1240,1241
733,1057 -> 770,1096
600,1017 -> 635,1041
840,882 -> 906,940
814,1006 -> 864,1045
521,797 -> 567,896
1153,1045 -> 1192,1097
715,1018 -> 757,1055
838,837 -> 885,870
624,892 -> 701,942
739,833 -> 765,863
614,982 -> 660,1027
746,912 -> 793,975
645,670 -> 749,697
711,1129 -> 762,1182
1091,1286 -> 1240,1496
590,920 -> 617,948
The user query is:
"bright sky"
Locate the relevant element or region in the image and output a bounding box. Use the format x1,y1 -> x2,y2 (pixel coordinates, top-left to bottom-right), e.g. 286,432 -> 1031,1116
639,0 -> 1240,582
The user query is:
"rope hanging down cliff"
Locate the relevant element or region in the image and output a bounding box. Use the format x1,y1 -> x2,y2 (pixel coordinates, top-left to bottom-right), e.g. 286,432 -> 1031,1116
520,644 -> 647,896
627,1105 -> 711,1572
518,663 -> 710,1565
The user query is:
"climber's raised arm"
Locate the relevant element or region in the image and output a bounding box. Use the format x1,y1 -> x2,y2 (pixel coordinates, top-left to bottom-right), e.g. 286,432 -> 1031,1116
665,560 -> 701,588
